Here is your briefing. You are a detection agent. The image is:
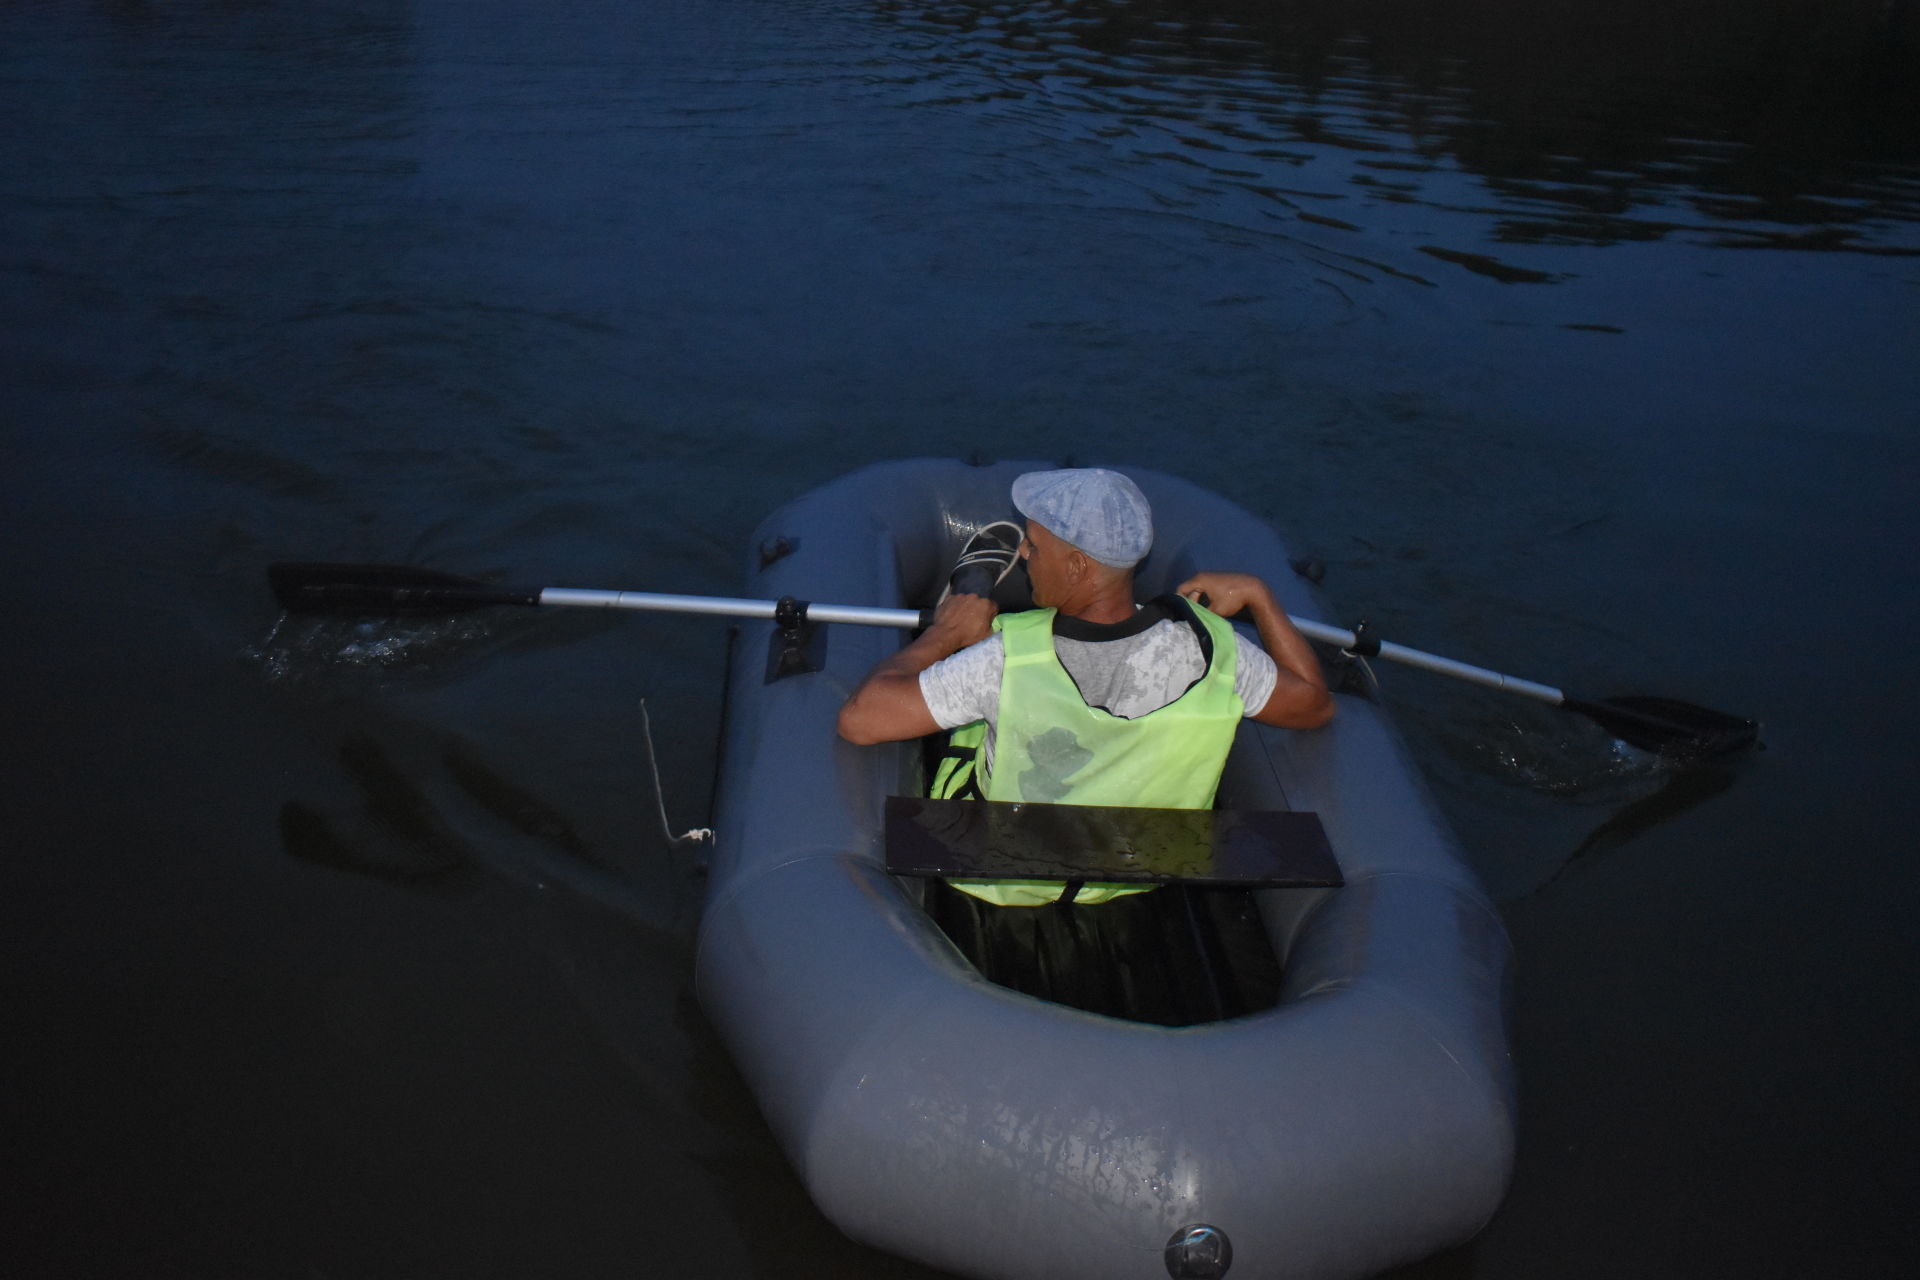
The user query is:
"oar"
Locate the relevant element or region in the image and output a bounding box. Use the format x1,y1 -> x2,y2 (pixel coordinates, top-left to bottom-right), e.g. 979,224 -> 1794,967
1277,615 -> 1757,761
268,562 -> 1756,760
268,561 -> 931,629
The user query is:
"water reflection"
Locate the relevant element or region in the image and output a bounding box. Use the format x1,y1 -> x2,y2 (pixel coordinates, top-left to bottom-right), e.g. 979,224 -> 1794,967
1515,762 -> 1739,901
854,0 -> 1918,260
280,734 -> 478,891
278,724 -> 687,922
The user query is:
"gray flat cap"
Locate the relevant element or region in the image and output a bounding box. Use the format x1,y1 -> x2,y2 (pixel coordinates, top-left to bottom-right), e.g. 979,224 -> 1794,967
1011,468 -> 1153,568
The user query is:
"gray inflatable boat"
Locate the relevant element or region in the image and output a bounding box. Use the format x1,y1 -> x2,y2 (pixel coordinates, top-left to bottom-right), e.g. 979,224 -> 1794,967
696,459 -> 1515,1280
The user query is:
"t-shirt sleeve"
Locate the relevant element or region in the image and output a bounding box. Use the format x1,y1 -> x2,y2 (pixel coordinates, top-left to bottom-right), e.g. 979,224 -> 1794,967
918,634 -> 1005,731
1233,632 -> 1279,718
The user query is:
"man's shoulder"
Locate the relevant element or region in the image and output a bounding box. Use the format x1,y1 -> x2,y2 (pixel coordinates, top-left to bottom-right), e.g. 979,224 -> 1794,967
920,632 -> 1005,731
1231,628 -> 1276,666
992,607 -> 1055,641
926,631 -> 1006,678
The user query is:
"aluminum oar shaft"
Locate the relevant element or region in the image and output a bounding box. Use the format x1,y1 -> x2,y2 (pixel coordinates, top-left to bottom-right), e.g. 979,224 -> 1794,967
538,588 -> 926,629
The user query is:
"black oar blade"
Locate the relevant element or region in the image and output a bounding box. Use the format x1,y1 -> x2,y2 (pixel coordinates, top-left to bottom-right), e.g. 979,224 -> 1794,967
269,562 -> 540,615
1565,694 -> 1758,760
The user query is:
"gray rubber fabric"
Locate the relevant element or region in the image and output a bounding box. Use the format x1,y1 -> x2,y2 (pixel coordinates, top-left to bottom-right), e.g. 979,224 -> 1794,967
695,459 -> 1516,1280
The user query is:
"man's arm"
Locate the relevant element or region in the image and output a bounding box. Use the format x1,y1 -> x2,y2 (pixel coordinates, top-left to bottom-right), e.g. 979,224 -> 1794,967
1177,572 -> 1334,730
837,593 -> 998,745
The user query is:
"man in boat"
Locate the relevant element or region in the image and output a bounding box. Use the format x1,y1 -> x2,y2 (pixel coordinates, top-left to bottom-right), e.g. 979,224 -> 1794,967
837,467 -> 1334,906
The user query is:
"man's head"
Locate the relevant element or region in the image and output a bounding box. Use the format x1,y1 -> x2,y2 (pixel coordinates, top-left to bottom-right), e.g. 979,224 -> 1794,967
1011,468 -> 1153,609
1011,467 -> 1153,567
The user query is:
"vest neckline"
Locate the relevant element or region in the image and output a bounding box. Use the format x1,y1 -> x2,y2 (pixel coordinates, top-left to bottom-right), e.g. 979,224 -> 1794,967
1042,595 -> 1218,717
1051,596 -> 1180,642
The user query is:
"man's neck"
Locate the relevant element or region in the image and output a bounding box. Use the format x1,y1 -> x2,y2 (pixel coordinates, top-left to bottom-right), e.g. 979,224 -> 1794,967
1056,577 -> 1138,626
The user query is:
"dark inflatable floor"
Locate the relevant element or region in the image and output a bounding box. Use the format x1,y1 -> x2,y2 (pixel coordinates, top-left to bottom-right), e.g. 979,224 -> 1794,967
922,878 -> 1283,1027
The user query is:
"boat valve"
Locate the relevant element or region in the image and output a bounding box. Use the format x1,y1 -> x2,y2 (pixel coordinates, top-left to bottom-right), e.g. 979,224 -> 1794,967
1165,1223 -> 1233,1278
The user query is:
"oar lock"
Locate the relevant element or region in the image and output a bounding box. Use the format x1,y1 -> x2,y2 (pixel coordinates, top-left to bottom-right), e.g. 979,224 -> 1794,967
773,595 -> 809,631
1341,618 -> 1383,659
767,595 -> 827,683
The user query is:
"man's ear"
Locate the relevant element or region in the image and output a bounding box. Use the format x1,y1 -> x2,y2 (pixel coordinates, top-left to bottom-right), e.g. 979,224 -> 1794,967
1065,549 -> 1089,584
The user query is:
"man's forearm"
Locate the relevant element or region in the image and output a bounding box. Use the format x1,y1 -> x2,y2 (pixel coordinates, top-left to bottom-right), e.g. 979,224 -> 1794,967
1245,591 -> 1328,701
838,594 -> 996,745
1235,585 -> 1334,729
862,627 -> 966,689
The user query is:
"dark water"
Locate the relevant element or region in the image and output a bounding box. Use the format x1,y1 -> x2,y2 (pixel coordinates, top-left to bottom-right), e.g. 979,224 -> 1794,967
4,0 -> 1916,1276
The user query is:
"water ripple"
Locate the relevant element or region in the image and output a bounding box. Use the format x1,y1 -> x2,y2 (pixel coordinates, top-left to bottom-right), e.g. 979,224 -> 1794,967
819,0 -> 1920,261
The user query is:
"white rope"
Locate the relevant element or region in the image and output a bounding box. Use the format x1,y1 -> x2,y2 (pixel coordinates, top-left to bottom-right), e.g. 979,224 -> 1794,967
639,699 -> 713,847
936,519 -> 1025,604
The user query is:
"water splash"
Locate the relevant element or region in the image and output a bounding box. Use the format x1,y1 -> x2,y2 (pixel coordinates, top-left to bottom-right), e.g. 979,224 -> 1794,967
1420,698 -> 1674,803
245,610 -> 499,687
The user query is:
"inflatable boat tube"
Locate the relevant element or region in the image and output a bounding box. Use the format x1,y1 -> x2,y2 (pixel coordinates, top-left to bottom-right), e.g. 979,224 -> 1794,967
696,458 -> 1515,1280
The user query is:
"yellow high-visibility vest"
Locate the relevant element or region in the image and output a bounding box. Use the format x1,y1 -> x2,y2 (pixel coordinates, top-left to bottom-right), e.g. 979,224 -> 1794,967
934,598 -> 1243,906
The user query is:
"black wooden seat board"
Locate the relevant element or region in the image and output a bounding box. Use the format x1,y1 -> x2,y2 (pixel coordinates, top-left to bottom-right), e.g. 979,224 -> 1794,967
885,796 -> 1343,888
